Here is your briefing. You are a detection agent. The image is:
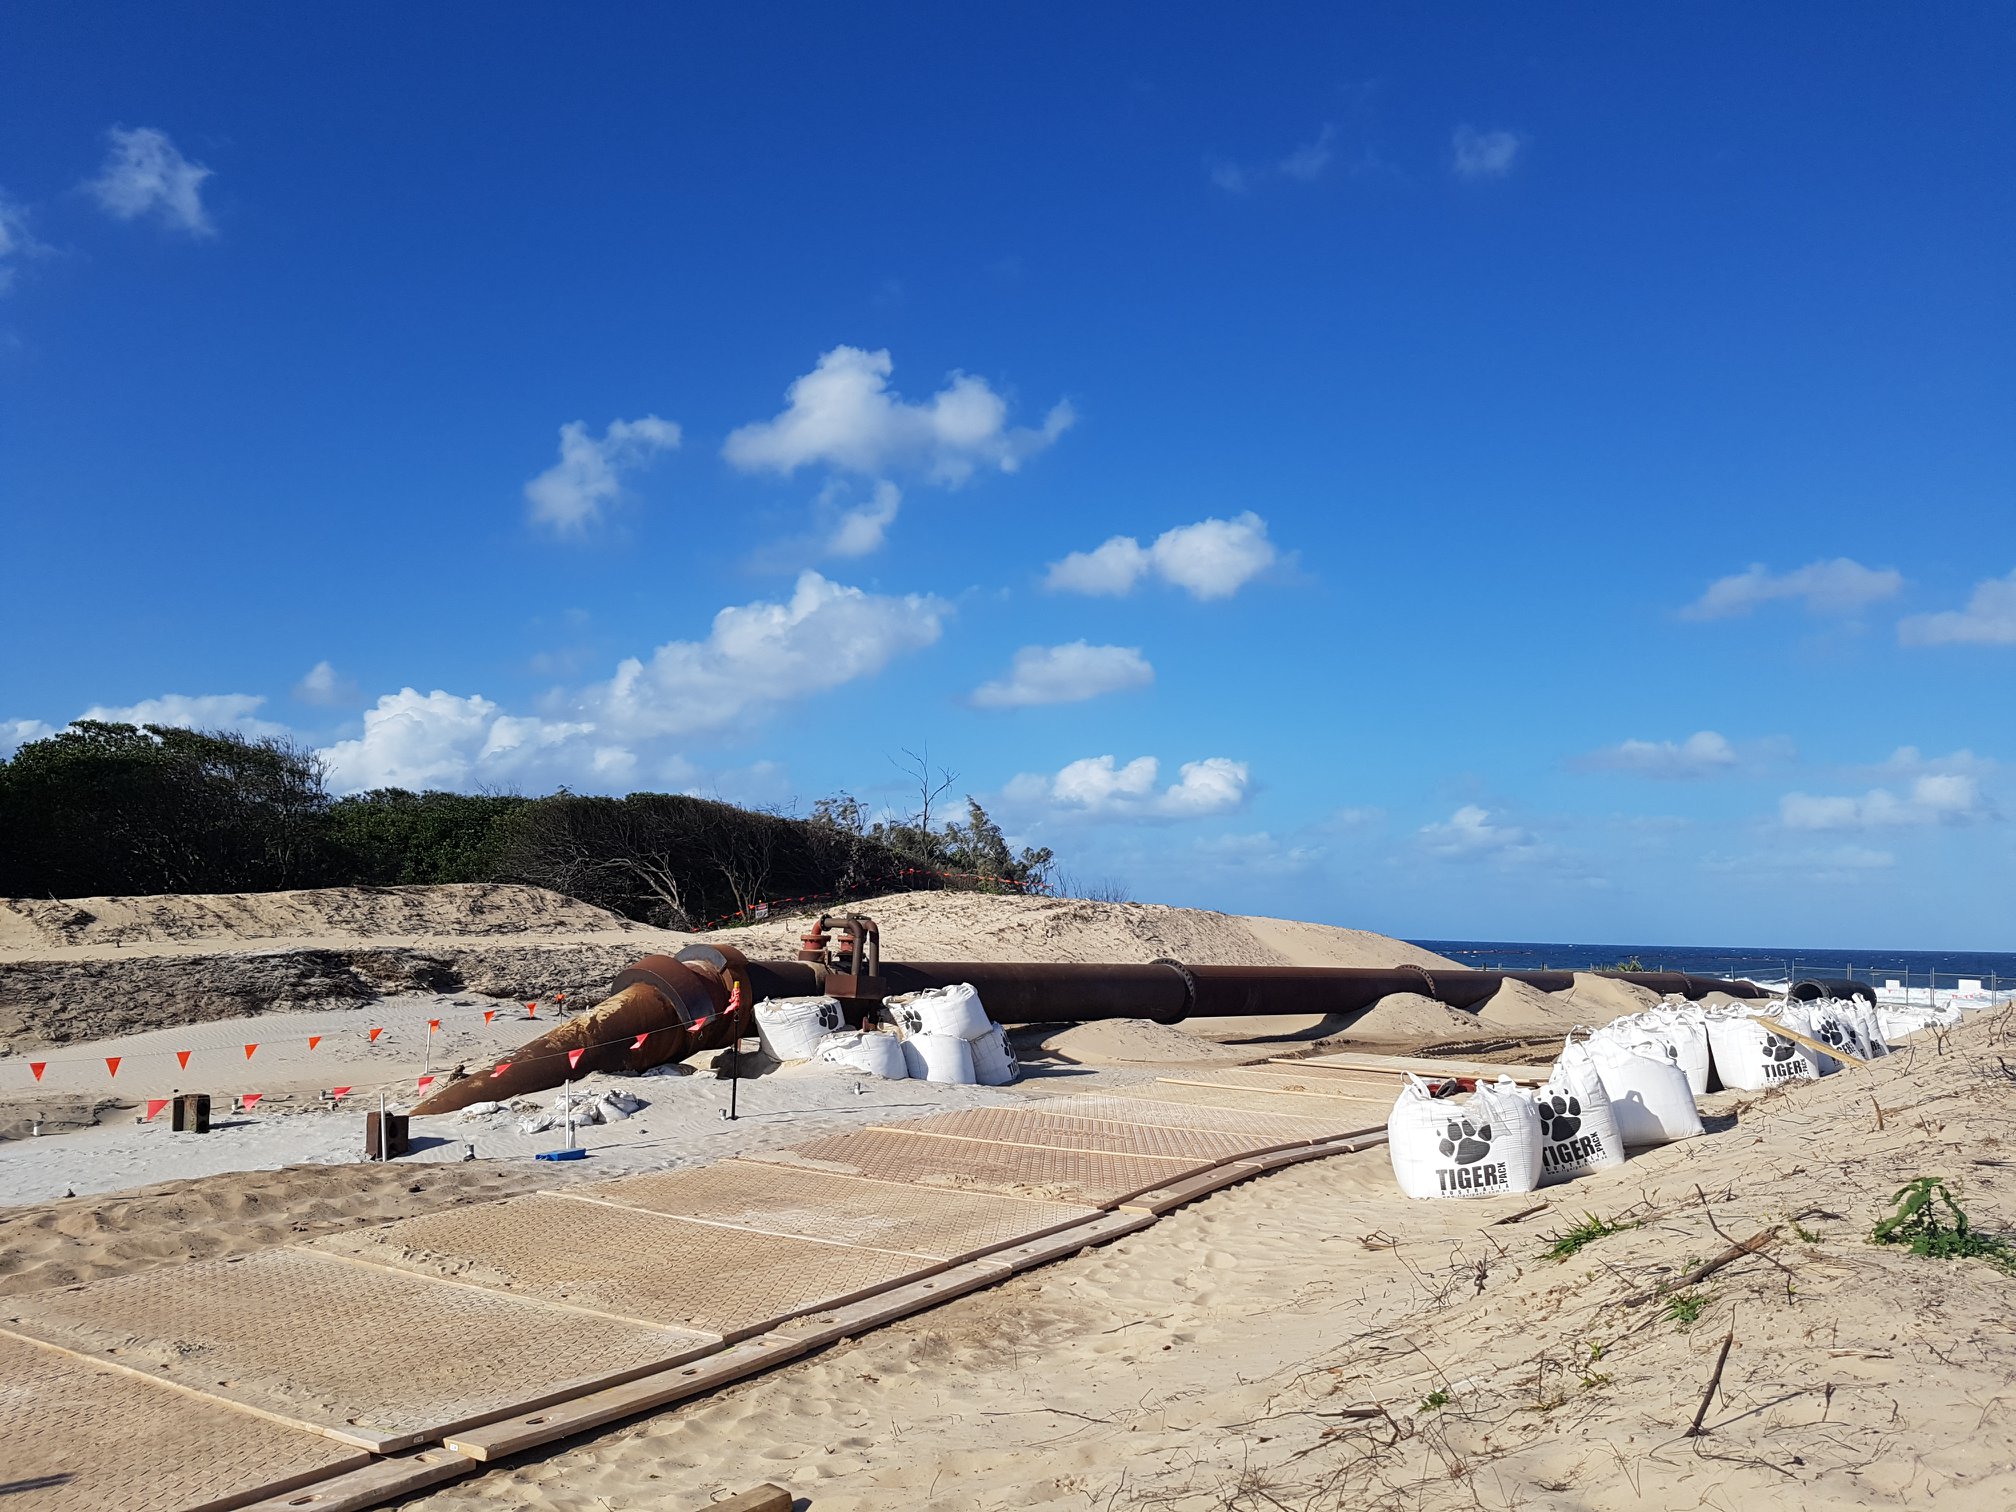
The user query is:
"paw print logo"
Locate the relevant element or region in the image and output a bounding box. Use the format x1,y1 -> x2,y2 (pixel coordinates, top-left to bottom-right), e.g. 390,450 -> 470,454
1817,1019 -> 1850,1049
1763,1033 -> 1797,1062
1537,1093 -> 1582,1142
1438,1117 -> 1494,1165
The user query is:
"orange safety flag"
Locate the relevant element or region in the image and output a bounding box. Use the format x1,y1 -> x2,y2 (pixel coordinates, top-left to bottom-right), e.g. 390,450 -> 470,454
555,992 -> 566,1004
145,1098 -> 171,1122
29,1061 -> 47,1082
482,1009 -> 497,1025
368,1027 -> 384,1043
526,1001 -> 537,1018
728,981 -> 743,1011
330,1086 -> 352,1098
631,1033 -> 649,1050
105,1056 -> 121,1078
417,1074 -> 435,1092
307,1035 -> 321,1051
175,1049 -> 191,1069
243,1044 -> 258,1060
428,1019 -> 440,1034
567,1048 -> 585,1070
240,1093 -> 262,1110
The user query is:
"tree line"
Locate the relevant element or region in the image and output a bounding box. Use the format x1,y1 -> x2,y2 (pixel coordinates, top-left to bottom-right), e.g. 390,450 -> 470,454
0,722 -> 1055,925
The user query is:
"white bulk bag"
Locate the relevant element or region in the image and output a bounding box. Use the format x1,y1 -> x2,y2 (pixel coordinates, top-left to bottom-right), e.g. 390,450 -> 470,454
815,1029 -> 909,1080
884,983 -> 993,1041
1641,1007 -> 1714,1095
1387,1075 -> 1543,1200
1878,1002 -> 1961,1042
1586,1035 -> 1702,1146
754,995 -> 844,1060
1529,1040 -> 1627,1185
1703,1008 -> 1822,1092
969,1023 -> 1021,1086
900,1032 -> 976,1085
1802,998 -> 1887,1064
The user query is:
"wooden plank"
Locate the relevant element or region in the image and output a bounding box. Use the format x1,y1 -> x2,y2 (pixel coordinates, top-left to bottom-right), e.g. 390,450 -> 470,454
770,1256 -> 1017,1349
988,1210 -> 1155,1272
700,1488 -> 791,1512
1286,1051 -> 1552,1084
234,1449 -> 480,1511
445,1334 -> 816,1462
1117,1163 -> 1267,1215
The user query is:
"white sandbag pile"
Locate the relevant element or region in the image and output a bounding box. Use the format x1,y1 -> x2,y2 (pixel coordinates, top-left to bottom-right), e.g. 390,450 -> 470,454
1528,1039 -> 1627,1184
754,995 -> 845,1060
516,1089 -> 644,1134
1388,1075 -> 1543,1200
1879,1000 -> 1962,1042
1801,997 -> 1889,1067
1586,1032 -> 1703,1146
882,982 -> 1018,1085
815,1028 -> 909,1080
1704,1004 -> 1824,1091
900,1033 -> 976,1084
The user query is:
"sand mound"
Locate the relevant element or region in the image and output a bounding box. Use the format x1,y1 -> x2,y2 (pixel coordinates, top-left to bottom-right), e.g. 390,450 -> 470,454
726,891 -> 1459,971
1477,978 -> 1588,1032
1698,989 -> 1750,1009
1032,1019 -> 1241,1065
1557,971 -> 1661,1021
0,883 -> 647,954
1339,991 -> 1485,1042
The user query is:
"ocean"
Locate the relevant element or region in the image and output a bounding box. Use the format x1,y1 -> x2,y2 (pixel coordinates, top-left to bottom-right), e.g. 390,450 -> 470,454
1411,939 -> 2016,992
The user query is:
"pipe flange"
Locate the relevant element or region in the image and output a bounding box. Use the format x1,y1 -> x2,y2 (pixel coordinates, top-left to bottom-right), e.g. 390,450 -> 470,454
1149,957 -> 1196,1024
1395,962 -> 1438,997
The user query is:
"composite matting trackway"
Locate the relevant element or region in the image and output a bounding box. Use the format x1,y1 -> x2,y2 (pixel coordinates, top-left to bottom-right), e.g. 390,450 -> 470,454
0,1057 -> 1433,1512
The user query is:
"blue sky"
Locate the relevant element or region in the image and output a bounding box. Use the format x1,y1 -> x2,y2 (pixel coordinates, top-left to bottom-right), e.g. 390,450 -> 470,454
3,4 -> 2012,948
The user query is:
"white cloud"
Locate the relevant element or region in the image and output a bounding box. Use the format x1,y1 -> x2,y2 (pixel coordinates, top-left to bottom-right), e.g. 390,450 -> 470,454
79,692 -> 288,740
1278,124 -> 1338,181
0,191 -> 46,294
825,480 -> 902,558
723,346 -> 1073,485
1680,558 -> 1903,621
1,718 -> 55,759
1898,568 -> 2016,647
580,571 -> 947,742
1704,844 -> 1897,874
1420,804 -> 1532,856
1044,512 -> 1278,601
293,660 -> 361,707
1205,158 -> 1249,193
1576,730 -> 1738,779
970,642 -> 1153,709
1451,126 -> 1523,179
1870,746 -> 1996,778
524,415 -> 681,533
1779,774 -> 1993,831
1005,754 -> 1250,820
85,126 -> 214,236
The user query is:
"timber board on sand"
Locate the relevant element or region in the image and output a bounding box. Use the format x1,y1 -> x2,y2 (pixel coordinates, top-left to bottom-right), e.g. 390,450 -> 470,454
1284,1050 -> 1552,1083
879,1106 -> 1267,1163
0,1330 -> 370,1512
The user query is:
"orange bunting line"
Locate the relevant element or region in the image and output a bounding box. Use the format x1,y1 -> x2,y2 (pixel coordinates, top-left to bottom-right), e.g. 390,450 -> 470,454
567,1048 -> 585,1070
490,1062 -> 511,1077
175,1049 -> 191,1069
368,1027 -> 384,1043
307,1036 -> 321,1051
240,1093 -> 262,1110
330,1086 -> 352,1098
145,1099 -> 170,1122
631,1033 -> 648,1050
243,1044 -> 258,1060
482,1009 -> 497,1025
29,1062 -> 47,1082
105,1056 -> 121,1078
417,1075 -> 435,1092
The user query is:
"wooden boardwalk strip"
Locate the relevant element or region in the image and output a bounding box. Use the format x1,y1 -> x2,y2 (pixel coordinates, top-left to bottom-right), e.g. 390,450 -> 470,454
1285,1050 -> 1552,1083
752,1128 -> 1208,1207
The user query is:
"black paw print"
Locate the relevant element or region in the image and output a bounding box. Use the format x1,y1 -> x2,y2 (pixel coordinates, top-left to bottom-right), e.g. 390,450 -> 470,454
1817,1019 -> 1850,1048
1537,1093 -> 1582,1142
1764,1033 -> 1797,1062
1438,1117 -> 1494,1165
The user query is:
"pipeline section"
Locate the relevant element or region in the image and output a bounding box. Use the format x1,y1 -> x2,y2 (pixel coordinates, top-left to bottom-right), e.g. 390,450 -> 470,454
412,917 -> 1766,1114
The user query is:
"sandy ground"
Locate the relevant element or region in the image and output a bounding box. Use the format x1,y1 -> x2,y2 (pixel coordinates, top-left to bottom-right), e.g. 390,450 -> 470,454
392,1007 -> 2016,1512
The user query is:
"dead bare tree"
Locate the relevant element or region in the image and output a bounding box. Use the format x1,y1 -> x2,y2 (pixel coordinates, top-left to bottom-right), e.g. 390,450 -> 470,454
892,743 -> 958,833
